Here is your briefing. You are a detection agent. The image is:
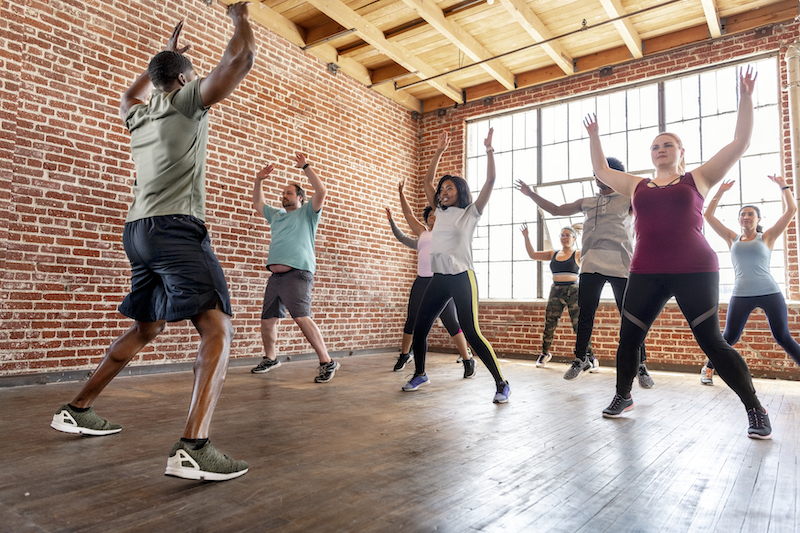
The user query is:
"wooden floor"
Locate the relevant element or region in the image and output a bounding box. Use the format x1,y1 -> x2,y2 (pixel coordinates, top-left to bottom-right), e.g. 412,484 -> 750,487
2,352 -> 799,533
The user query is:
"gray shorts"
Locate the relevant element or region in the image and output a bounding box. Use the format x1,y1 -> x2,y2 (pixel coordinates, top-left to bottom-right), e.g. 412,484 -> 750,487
261,269 -> 314,319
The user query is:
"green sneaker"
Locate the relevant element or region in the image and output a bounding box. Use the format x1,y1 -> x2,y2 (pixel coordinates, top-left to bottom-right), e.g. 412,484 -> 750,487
165,440 -> 249,481
51,404 -> 122,436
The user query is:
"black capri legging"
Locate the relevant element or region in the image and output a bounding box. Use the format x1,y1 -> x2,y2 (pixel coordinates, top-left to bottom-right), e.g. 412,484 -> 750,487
411,271 -> 505,385
617,271 -> 760,409
403,276 -> 461,337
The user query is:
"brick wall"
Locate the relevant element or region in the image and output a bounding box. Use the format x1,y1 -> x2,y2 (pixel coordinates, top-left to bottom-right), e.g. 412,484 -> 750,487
1,0 -> 799,380
421,21 -> 800,380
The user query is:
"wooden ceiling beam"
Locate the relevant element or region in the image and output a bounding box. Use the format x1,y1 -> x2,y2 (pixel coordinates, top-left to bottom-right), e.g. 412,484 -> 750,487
304,0 -> 464,103
598,0 -> 643,59
498,0 -> 574,76
399,0 -> 515,91
700,0 -> 723,38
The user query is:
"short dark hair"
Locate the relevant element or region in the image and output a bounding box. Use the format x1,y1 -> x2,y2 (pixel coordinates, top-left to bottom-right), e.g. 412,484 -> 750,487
435,175 -> 472,209
606,157 -> 625,172
292,183 -> 306,205
148,51 -> 194,91
423,206 -> 433,225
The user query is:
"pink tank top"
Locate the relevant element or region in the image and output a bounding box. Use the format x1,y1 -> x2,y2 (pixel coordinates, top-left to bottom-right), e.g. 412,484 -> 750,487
630,172 -> 718,274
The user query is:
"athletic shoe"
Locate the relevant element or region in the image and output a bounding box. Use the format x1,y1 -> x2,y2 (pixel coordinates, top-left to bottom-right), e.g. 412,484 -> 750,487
493,381 -> 511,404
637,364 -> 655,389
314,360 -> 340,383
457,347 -> 472,364
700,364 -> 714,385
51,404 -> 122,436
535,353 -> 552,367
747,407 -> 772,440
563,357 -> 591,380
251,357 -> 282,374
602,394 -> 634,418
589,357 -> 601,373
402,374 -> 430,391
463,358 -> 477,379
165,440 -> 249,481
394,352 -> 413,372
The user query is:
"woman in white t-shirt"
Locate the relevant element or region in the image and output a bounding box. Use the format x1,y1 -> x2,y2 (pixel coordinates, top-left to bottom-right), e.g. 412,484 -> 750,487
401,129 -> 510,404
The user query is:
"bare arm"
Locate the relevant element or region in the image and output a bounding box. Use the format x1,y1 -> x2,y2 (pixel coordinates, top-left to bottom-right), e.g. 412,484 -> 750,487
703,180 -> 738,248
398,180 -> 426,237
520,224 -> 555,261
474,128 -> 495,215
762,175 -> 798,249
295,153 -> 326,212
198,2 -> 257,107
252,164 -> 274,215
692,67 -> 756,197
120,21 -> 190,118
584,114 -> 642,197
515,179 -> 583,215
424,131 -> 449,209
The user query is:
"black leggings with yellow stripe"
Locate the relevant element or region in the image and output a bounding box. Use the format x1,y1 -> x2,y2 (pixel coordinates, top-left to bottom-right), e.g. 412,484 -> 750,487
411,271 -> 505,386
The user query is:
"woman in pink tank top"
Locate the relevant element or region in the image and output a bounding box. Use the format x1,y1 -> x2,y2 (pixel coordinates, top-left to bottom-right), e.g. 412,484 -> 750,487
583,66 -> 771,439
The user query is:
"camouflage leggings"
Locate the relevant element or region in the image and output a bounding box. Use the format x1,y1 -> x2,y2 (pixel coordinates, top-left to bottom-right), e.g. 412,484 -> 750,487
542,283 -> 592,356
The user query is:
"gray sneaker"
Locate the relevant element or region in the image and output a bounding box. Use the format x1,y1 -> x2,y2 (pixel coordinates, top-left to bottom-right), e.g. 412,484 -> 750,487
700,364 -> 714,385
251,357 -> 282,374
165,440 -> 249,481
51,404 -> 122,436
637,364 -> 655,389
563,358 -> 591,380
315,360 -> 340,383
463,358 -> 476,379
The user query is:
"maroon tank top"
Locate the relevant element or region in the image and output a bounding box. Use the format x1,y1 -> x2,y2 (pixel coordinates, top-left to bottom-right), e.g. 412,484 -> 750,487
630,172 -> 718,274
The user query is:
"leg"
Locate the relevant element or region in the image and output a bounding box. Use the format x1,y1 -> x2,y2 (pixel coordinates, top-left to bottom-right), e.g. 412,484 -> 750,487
70,320 -> 166,407
260,318 -> 280,360
565,284 -> 590,355
401,277 -> 430,355
253,274 -> 287,373
438,297 -> 472,361
759,293 -> 800,366
609,276 -> 648,365
542,284 -> 568,354
294,316 -> 331,363
185,305 -> 234,439
574,273 -> 605,358
410,275 -> 452,378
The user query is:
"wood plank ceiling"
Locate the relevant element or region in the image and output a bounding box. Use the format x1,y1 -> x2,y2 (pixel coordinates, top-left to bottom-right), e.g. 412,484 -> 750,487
227,0 -> 798,113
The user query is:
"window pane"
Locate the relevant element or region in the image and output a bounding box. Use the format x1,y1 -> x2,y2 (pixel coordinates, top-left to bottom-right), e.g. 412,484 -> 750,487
488,261 -> 512,299
513,260 -> 537,299
542,143 -> 569,183
489,224 -> 512,261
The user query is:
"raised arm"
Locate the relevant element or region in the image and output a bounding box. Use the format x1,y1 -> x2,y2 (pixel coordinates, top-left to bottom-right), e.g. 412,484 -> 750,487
295,153 -> 327,212
398,180 -> 426,237
703,179 -> 738,248
692,67 -> 756,197
762,175 -> 798,249
198,2 -> 256,107
120,21 -> 190,118
515,179 -> 583,215
386,207 -> 418,250
474,128 -> 496,215
253,164 -> 274,215
424,131 -> 449,209
520,224 -> 555,261
584,115 -> 642,197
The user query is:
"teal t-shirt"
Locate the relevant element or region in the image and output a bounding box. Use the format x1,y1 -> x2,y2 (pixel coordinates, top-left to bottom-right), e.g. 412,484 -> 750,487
262,201 -> 322,273
124,78 -> 209,223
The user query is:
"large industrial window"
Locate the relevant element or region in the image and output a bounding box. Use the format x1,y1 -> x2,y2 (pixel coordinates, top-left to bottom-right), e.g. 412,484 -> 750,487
466,56 -> 782,301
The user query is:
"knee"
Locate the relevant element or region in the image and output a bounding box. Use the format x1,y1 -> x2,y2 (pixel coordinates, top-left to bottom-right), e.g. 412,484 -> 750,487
131,321 -> 165,342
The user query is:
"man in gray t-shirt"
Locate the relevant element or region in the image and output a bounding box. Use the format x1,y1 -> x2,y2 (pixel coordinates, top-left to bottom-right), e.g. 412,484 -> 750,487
515,157 -> 653,386
51,5 -> 256,482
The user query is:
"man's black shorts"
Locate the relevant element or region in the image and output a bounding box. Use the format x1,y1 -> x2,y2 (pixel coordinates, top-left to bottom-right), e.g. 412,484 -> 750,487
118,215 -> 232,323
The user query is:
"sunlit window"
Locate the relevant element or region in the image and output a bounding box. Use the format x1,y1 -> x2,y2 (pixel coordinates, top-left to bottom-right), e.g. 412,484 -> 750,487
466,57 -> 782,301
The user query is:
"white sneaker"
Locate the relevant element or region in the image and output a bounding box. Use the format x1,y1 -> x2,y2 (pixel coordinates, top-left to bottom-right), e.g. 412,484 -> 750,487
535,353 -> 552,367
589,357 -> 600,373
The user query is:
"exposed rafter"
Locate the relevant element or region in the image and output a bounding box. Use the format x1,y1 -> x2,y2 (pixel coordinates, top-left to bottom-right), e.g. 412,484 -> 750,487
598,0 -> 644,59
700,0 -> 723,38
303,0 -> 464,103
399,0 -> 515,91
498,0 -> 574,75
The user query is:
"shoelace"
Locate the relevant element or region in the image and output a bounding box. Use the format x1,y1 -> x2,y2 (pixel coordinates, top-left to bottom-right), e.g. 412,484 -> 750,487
748,408 -> 766,428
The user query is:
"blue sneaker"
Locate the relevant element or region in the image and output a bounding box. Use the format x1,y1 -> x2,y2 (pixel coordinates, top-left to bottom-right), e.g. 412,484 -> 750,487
493,381 -> 510,404
402,374 -> 430,391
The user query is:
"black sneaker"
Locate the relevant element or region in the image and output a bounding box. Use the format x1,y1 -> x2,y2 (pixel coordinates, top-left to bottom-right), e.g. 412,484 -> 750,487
602,394 -> 634,418
463,358 -> 476,379
251,357 -> 281,374
393,352 -> 413,372
563,357 -> 591,380
315,360 -> 340,383
747,407 -> 772,439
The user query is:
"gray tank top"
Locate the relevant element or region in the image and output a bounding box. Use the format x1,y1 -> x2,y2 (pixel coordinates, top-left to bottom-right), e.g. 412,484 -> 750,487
731,233 -> 780,297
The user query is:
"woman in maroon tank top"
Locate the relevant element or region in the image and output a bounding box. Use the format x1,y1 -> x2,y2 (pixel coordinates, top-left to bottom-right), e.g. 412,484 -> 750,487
582,66 -> 771,439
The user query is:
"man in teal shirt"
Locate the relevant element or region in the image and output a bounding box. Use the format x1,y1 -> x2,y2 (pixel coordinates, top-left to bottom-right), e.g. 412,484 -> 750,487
251,153 -> 338,383
51,5 -> 255,482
